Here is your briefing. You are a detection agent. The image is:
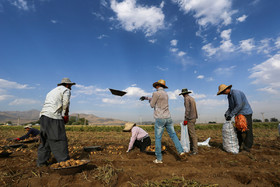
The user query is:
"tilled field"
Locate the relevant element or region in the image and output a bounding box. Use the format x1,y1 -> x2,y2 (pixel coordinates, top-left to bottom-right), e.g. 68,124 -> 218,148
0,127 -> 279,186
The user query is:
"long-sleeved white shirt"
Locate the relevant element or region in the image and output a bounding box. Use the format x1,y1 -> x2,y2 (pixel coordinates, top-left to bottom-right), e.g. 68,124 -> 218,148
40,86 -> 71,119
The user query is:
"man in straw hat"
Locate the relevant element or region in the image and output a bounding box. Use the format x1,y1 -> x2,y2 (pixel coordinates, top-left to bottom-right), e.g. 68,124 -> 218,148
179,88 -> 198,155
217,84 -> 253,152
140,79 -> 186,163
37,78 -> 76,167
123,122 -> 151,152
14,124 -> 40,142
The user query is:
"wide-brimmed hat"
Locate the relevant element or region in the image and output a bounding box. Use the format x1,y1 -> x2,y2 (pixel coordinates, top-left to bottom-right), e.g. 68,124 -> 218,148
24,124 -> 32,129
179,88 -> 192,95
153,79 -> 168,89
57,78 -> 76,86
217,84 -> 232,95
123,122 -> 136,132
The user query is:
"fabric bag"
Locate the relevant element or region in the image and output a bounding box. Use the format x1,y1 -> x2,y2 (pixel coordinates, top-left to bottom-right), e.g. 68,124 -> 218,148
222,121 -> 239,154
180,122 -> 190,152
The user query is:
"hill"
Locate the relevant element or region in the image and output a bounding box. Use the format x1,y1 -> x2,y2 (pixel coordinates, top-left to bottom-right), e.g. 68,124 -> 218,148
0,110 -> 127,125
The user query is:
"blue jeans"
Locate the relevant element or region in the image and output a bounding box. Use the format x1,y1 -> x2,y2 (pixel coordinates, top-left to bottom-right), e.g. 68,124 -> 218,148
155,118 -> 183,161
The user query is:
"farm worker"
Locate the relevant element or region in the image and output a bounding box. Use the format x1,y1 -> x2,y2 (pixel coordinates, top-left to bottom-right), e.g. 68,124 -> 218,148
37,78 -> 75,167
123,122 -> 151,152
179,88 -> 198,155
140,79 -> 186,163
14,124 -> 40,141
217,84 -> 253,152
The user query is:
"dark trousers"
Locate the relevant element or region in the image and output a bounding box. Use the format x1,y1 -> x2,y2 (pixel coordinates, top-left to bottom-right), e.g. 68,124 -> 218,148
37,115 -> 69,166
133,136 -> 151,152
237,114 -> 253,150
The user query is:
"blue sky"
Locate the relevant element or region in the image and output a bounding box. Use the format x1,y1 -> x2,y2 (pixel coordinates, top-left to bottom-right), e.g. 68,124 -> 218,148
0,0 -> 280,123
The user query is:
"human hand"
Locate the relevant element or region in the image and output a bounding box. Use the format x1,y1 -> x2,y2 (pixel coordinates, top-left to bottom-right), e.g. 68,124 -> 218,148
226,116 -> 232,121
14,138 -> 20,142
63,116 -> 69,123
183,120 -> 188,125
139,96 -> 147,101
126,150 -> 129,153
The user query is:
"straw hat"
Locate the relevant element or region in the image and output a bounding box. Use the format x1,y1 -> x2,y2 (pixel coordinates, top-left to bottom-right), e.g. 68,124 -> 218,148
24,124 -> 32,129
57,78 -> 76,86
179,88 -> 192,95
153,79 -> 168,89
123,122 -> 136,132
217,84 -> 232,95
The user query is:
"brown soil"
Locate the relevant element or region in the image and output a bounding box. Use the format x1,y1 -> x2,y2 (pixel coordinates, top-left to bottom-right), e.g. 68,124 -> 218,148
0,128 -> 279,186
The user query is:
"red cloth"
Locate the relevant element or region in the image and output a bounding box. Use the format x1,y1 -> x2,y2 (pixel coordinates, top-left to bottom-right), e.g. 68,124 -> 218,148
183,120 -> 188,125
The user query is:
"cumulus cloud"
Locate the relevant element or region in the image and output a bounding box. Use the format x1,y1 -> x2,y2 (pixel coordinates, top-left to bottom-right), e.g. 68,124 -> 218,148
170,48 -> 178,53
170,39 -> 178,46
275,37 -> 280,49
236,14 -> 247,22
249,53 -> 280,94
197,75 -> 204,79
214,65 -> 236,75
202,43 -> 218,56
9,98 -> 40,106
257,38 -> 273,54
167,89 -> 181,100
124,86 -> 151,97
0,79 -> 32,89
178,51 -> 186,57
110,0 -> 165,36
172,0 -> 235,26
0,95 -> 13,101
75,84 -> 107,96
148,39 -> 157,43
239,38 -> 255,53
97,34 -> 109,39
102,98 -> 125,104
9,0 -> 34,11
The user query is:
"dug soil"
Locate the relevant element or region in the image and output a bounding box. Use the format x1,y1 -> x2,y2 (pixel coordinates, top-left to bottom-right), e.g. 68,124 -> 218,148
0,127 -> 279,186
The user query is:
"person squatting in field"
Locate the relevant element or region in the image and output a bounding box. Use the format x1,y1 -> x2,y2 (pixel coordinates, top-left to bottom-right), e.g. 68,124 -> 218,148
140,79 -> 186,164
179,88 -> 198,155
14,124 -> 40,141
37,78 -> 75,167
123,122 -> 151,152
217,84 -> 253,152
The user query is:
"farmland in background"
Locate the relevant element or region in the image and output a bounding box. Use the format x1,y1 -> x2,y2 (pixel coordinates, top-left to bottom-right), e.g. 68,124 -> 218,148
0,122 -> 279,186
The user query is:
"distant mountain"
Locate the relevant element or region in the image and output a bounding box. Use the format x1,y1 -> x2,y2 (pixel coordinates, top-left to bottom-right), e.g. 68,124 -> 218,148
0,110 -> 127,125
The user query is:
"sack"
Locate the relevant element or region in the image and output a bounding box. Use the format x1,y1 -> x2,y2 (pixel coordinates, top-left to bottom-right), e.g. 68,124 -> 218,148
180,122 -> 190,152
235,114 -> 248,132
222,121 -> 239,154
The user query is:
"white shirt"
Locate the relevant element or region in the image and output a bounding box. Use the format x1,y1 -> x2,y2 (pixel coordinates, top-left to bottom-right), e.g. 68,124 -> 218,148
40,86 -> 71,119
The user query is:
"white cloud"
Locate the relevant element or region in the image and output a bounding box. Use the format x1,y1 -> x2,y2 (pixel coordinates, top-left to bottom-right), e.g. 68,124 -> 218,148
0,95 -> 13,101
170,48 -> 178,53
50,20 -> 57,24
9,0 -> 33,11
170,39 -> 178,46
236,14 -> 247,22
102,98 -> 125,104
110,0 -> 165,36
148,39 -> 157,43
202,43 -> 218,56
75,84 -> 107,96
124,86 -> 151,97
178,51 -> 186,57
97,34 -> 109,39
196,98 -> 227,108
173,0 -> 235,27
9,98 -> 40,106
239,38 -> 255,53
197,75 -> 204,79
167,89 -> 181,100
156,66 -> 168,71
0,79 -> 32,89
249,53 -> 280,94
257,38 -> 273,54
275,37 -> 280,49
220,29 -> 231,40
214,65 -> 236,75
191,92 -> 206,99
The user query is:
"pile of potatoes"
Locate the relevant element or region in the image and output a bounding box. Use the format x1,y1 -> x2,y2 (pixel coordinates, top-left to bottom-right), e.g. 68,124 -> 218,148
0,147 -> 13,154
50,159 -> 87,169
145,145 -> 166,152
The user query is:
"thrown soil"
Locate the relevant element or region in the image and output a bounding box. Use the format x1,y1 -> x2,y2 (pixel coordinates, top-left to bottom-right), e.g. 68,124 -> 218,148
0,127 -> 279,186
